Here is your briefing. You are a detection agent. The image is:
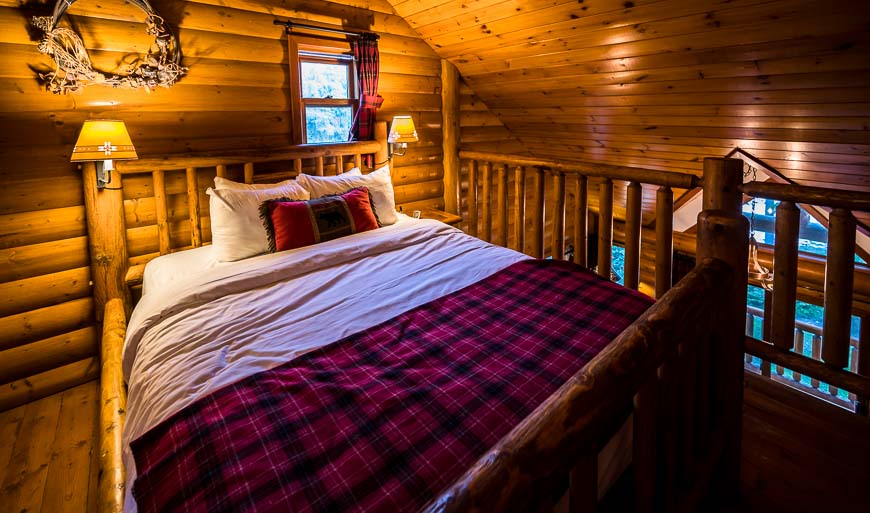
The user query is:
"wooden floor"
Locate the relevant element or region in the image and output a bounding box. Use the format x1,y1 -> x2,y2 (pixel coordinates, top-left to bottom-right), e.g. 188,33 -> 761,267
0,375 -> 867,513
0,381 -> 99,513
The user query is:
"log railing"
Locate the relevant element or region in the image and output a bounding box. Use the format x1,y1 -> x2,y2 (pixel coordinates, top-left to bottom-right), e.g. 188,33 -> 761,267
739,181 -> 870,416
460,151 -> 701,298
425,159 -> 748,512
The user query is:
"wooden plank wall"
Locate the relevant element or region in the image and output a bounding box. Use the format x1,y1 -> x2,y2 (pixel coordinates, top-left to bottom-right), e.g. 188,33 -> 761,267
391,0 -> 870,228
0,0 -> 444,410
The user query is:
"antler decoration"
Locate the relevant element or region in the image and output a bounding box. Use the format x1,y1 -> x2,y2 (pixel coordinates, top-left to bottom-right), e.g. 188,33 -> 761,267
32,0 -> 187,94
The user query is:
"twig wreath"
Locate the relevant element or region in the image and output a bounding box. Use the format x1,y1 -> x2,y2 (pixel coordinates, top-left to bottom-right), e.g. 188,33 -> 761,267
32,0 -> 187,94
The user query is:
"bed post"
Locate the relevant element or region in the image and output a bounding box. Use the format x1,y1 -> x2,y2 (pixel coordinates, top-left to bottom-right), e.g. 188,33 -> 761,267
696,157 -> 748,501
374,120 -> 388,167
82,161 -> 131,320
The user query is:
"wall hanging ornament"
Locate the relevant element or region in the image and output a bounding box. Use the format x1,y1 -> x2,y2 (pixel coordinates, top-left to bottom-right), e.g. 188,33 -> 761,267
32,0 -> 187,94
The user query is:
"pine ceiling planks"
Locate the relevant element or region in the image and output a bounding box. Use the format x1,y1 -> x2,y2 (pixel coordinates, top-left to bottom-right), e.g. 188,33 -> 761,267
387,0 -> 870,191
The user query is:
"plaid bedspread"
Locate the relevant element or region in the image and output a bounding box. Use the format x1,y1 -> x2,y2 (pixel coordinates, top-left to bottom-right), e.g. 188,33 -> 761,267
131,259 -> 652,513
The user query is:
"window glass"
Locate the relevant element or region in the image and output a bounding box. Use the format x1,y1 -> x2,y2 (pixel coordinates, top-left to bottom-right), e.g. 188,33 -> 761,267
305,106 -> 353,144
742,200 -> 866,264
301,62 -> 349,99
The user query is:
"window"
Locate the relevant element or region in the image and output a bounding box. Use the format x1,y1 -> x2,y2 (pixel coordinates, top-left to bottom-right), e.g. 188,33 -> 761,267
291,43 -> 357,144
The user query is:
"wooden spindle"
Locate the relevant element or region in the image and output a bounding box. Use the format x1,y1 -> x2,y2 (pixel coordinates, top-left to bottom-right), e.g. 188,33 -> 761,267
186,167 -> 202,248
624,181 -> 642,290
467,161 -> 478,237
152,170 -> 171,255
745,314 -> 755,363
811,334 -> 822,388
655,186 -> 673,298
858,314 -> 869,416
633,380 -> 656,513
216,164 -> 227,178
481,162 -> 492,242
762,290 -> 773,377
354,154 -> 362,169
531,167 -> 545,259
552,171 -> 566,260
294,159 -> 303,176
822,208 -> 856,369
315,156 -> 324,176
573,175 -> 588,267
336,155 -> 344,175
512,166 -> 526,253
497,164 -> 509,247
243,162 -> 254,184
770,201 -> 800,350
597,178 -> 613,279
568,452 -> 597,513
793,329 -> 804,382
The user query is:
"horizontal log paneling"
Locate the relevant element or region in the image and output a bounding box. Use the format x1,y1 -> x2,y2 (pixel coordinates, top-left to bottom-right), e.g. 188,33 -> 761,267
0,298 -> 94,352
0,357 -> 99,413
1,0 -> 444,408
0,327 -> 98,385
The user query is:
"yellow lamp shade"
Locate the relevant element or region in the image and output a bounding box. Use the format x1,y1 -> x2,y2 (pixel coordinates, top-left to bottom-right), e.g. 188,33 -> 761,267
388,116 -> 418,144
71,120 -> 138,162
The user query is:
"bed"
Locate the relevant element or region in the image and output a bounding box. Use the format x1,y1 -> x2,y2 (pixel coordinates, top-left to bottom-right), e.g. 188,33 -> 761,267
93,130 -> 750,513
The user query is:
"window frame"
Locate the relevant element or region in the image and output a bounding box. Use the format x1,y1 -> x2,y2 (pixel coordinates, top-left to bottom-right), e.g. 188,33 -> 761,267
288,36 -> 358,145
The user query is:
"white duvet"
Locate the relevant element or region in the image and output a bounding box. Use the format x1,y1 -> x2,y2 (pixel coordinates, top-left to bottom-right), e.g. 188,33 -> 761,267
122,218 -> 528,512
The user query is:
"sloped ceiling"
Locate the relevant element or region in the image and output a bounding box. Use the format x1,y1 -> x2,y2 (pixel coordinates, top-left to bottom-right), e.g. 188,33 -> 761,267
386,0 -> 870,193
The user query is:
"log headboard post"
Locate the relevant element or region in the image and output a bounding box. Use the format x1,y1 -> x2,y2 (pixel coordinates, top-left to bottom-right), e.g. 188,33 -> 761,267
82,161 -> 131,321
374,120 -> 388,166
697,157 -> 748,497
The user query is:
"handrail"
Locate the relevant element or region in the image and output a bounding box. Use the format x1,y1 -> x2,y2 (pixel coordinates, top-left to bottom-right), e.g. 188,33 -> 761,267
116,140 -> 382,173
459,151 -> 700,189
741,182 -> 870,212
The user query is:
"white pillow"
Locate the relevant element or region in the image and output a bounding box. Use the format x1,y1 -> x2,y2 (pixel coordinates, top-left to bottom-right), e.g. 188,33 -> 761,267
142,245 -> 222,296
207,182 -> 310,262
214,176 -> 297,190
296,165 -> 397,225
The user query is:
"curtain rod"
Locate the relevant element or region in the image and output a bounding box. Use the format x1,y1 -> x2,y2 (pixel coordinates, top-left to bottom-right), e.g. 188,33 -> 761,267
273,20 -> 379,40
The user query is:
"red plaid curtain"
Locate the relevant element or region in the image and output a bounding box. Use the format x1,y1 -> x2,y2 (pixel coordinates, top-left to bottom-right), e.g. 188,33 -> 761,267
351,36 -> 383,150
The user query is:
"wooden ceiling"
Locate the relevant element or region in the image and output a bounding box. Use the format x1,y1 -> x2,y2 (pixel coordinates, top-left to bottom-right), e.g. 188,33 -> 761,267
387,0 -> 870,192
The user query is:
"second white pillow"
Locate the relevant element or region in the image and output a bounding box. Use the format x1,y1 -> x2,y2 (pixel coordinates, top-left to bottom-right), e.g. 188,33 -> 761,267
296,165 -> 397,225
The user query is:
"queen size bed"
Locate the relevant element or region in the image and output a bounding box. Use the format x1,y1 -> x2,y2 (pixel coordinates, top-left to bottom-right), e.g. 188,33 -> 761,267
95,132 -> 749,513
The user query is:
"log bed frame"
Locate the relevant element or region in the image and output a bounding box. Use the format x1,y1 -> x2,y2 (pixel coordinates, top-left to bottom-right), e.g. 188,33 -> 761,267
91,123 -> 753,512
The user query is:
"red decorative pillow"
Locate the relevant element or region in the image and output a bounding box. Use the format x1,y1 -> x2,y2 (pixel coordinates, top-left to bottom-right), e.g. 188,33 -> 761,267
260,187 -> 380,252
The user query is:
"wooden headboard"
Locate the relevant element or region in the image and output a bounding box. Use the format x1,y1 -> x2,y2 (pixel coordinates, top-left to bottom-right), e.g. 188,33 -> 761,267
83,122 -> 388,319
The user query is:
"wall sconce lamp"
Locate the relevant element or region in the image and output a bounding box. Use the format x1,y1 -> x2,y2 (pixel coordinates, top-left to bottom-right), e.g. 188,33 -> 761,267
387,115 -> 418,157
71,119 -> 138,189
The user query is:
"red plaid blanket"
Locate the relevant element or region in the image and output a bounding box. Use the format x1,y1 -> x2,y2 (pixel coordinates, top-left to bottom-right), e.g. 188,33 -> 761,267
131,259 -> 652,513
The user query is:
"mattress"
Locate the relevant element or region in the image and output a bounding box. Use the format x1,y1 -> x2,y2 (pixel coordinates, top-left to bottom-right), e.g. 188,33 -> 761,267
122,218 -> 640,511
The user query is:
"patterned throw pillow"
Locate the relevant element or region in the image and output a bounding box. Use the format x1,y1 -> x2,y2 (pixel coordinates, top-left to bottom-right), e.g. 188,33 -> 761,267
260,187 -> 380,252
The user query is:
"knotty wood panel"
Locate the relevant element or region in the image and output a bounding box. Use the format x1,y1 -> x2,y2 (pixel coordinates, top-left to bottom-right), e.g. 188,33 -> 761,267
390,0 -> 870,194
0,0 -> 445,409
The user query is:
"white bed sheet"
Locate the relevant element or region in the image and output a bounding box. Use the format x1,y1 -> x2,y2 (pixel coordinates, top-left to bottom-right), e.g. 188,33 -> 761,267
123,218 -> 528,512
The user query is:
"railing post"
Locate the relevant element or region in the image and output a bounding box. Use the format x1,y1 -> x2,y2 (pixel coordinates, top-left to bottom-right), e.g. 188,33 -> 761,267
625,181 -> 642,290
858,314 -> 869,416
771,201 -> 800,350
466,160 -> 478,237
597,178 -> 613,279
512,166 -> 526,253
698,157 -> 747,498
552,171 -> 566,260
573,175 -> 588,267
655,186 -> 674,298
496,164 -> 509,247
822,208 -> 856,369
481,162 -> 493,242
531,167 -> 545,259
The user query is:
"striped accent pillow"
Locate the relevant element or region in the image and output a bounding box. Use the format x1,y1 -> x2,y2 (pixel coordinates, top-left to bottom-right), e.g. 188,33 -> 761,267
260,187 -> 380,252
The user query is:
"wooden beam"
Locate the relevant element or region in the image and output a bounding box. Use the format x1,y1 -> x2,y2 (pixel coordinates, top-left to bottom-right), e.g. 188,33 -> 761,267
823,209 -> 857,369
441,59 -> 461,215
770,201 -> 800,350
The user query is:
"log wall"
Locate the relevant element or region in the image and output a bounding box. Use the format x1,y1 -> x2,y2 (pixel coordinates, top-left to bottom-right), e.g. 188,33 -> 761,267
0,0 -> 443,410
